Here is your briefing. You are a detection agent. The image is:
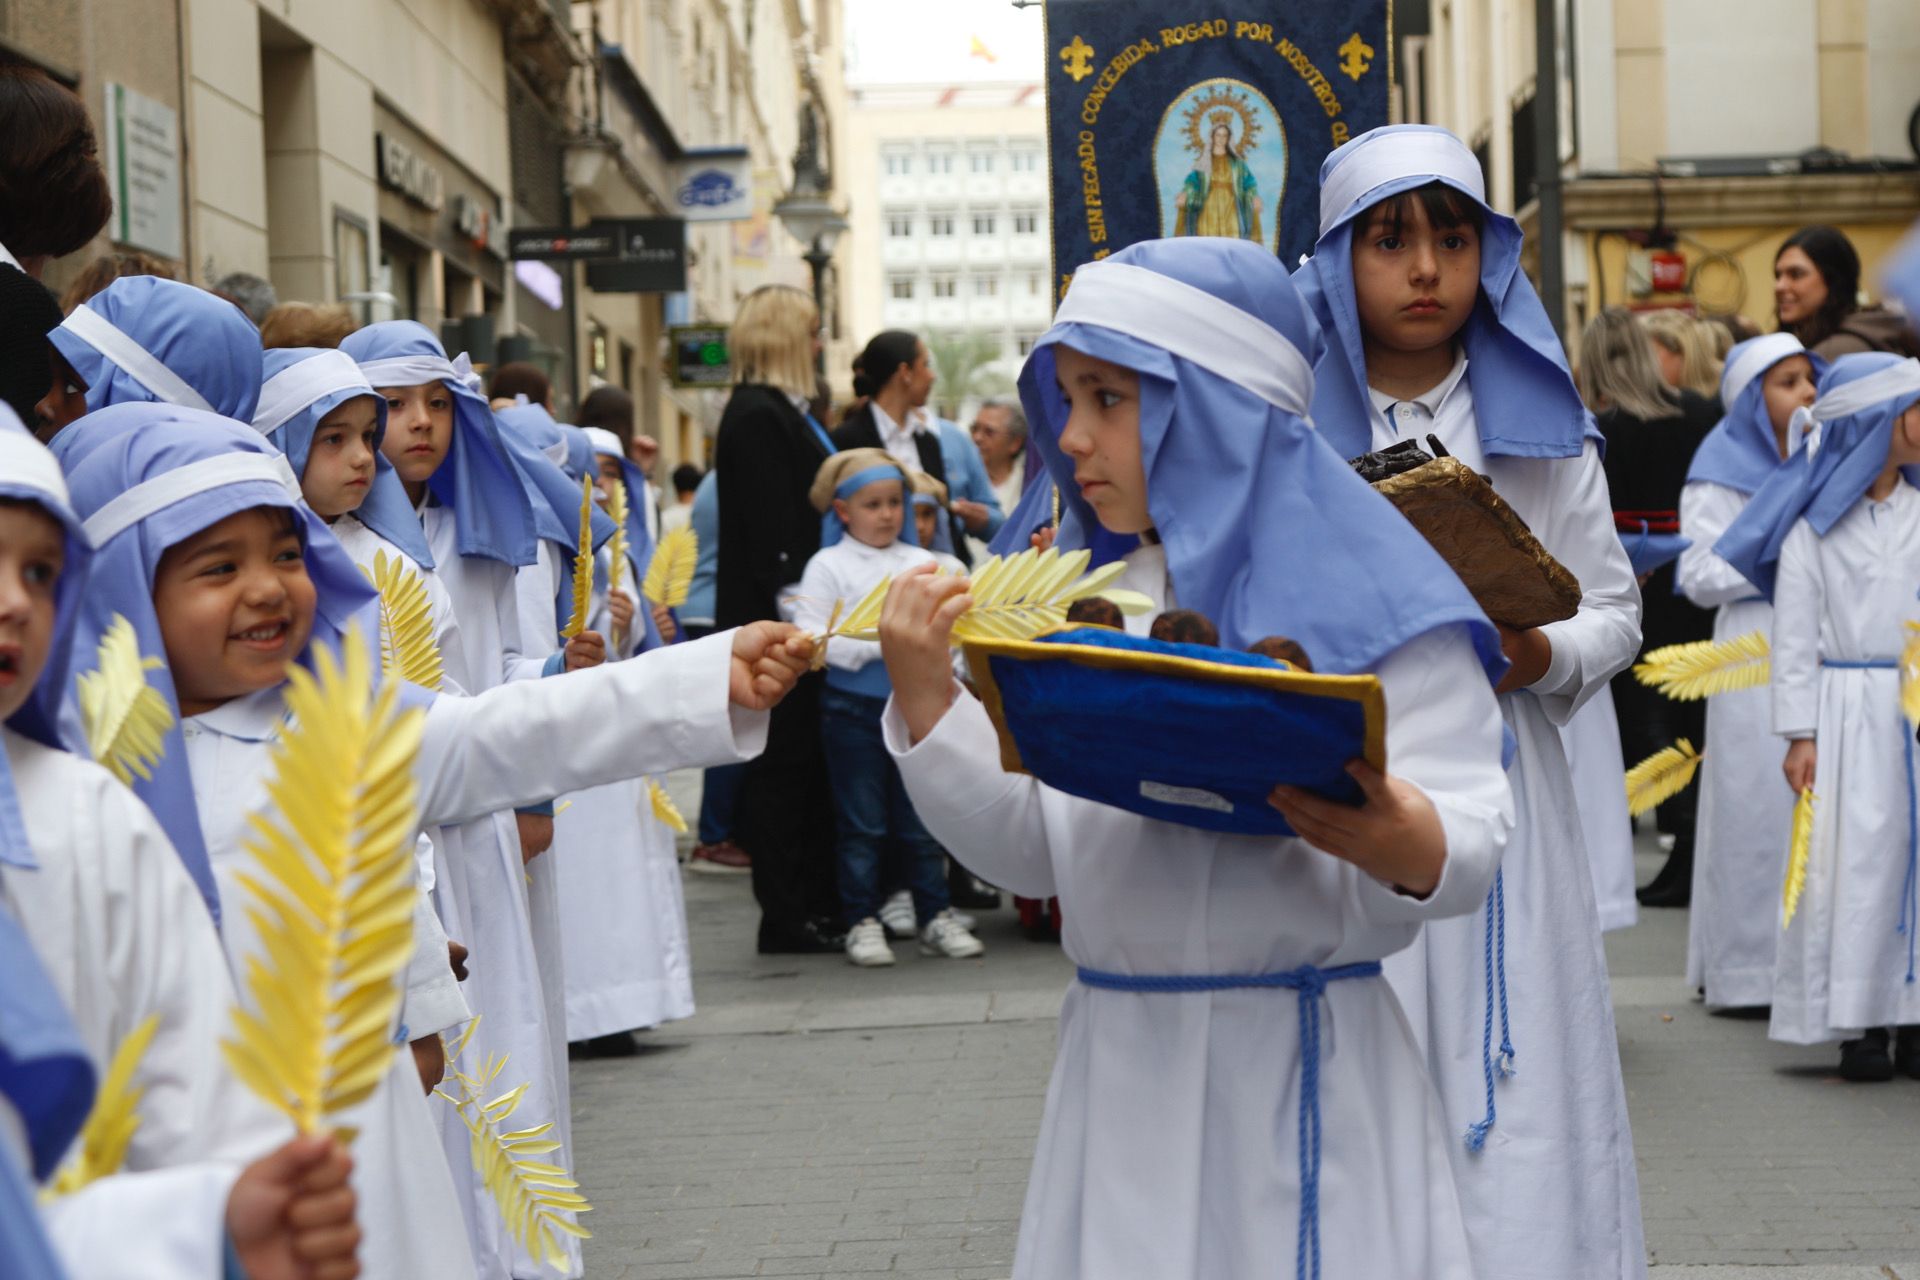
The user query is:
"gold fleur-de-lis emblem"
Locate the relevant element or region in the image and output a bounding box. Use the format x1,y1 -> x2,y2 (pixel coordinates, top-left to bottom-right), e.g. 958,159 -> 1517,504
1338,32 -> 1375,81
1061,36 -> 1095,83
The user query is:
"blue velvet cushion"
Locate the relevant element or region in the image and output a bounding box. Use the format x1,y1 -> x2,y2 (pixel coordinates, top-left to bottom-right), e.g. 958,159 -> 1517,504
965,627 -> 1385,836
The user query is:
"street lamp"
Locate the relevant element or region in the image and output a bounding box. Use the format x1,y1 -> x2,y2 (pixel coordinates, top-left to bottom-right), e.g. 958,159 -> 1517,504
774,103 -> 848,379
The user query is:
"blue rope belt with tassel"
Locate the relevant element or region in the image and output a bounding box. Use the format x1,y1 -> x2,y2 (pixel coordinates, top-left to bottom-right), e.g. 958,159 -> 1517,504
1075,960 -> 1382,1280
1821,658 -> 1917,982
1466,869 -> 1515,1152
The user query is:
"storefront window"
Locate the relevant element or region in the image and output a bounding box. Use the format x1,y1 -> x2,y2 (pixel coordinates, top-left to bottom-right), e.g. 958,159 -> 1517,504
379,230 -> 422,321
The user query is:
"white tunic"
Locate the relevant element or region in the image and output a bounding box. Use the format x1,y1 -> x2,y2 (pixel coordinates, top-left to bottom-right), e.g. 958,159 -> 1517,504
1369,366 -> 1648,1280
1768,479 -> 1920,1043
557,544 -> 696,1040
1678,480 -> 1792,1008
1565,692 -> 1638,932
888,545 -> 1514,1279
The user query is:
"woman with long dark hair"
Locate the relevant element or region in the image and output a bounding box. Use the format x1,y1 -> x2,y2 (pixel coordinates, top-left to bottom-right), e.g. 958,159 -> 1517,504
1774,225 -> 1920,360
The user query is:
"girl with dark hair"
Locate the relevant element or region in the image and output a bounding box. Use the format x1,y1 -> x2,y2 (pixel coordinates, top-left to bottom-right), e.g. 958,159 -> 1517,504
1775,225 -> 1920,360
0,62 -> 113,276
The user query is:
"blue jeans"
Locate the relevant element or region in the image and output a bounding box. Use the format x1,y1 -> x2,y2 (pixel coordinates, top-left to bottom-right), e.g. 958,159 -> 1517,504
820,685 -> 949,928
686,625 -> 743,845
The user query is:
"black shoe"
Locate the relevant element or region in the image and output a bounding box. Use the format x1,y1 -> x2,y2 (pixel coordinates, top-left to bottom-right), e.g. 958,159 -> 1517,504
948,867 -> 1002,911
1839,1029 -> 1895,1082
757,917 -> 847,955
569,1031 -> 642,1059
1636,844 -> 1694,908
1894,1026 -> 1920,1079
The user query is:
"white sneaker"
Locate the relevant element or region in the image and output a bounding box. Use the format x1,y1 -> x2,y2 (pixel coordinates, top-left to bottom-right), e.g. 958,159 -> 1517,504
919,909 -> 985,959
845,918 -> 896,967
878,890 -> 917,939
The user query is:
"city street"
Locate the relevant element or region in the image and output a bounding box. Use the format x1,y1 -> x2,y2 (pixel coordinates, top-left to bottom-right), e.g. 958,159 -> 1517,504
574,785 -> 1920,1279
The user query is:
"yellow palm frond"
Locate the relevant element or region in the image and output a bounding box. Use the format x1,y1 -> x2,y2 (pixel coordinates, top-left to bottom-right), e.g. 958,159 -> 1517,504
360,549 -> 444,692
41,1014 -> 160,1200
77,614 -> 174,785
1632,630 -> 1770,701
220,627 -> 424,1139
560,476 -> 595,640
1782,788 -> 1817,928
437,1019 -> 591,1270
605,479 -> 629,600
1901,622 -> 1920,727
642,528 -> 698,609
1624,738 -> 1703,817
821,548 -> 1156,648
647,779 -> 687,834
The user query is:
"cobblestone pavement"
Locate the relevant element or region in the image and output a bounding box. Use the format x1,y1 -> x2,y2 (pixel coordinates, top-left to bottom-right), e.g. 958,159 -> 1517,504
570,791 -> 1920,1278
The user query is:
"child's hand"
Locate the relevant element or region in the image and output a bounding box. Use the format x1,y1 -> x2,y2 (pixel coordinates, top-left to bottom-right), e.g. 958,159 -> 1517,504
728,622 -> 812,711
880,563 -> 972,745
447,939 -> 469,982
607,590 -> 635,637
410,1035 -> 446,1095
226,1133 -> 360,1280
1029,526 -> 1056,553
564,630 -> 606,671
1270,761 -> 1447,898
1494,624 -> 1552,693
652,602 -> 678,644
1783,738 -> 1817,794
516,812 -> 554,863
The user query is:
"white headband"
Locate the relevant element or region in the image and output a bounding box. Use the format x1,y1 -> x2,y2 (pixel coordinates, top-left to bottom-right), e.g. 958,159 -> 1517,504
0,431 -> 73,521
58,306 -> 216,413
355,351 -> 483,395
581,426 -> 624,459
253,350 -> 377,438
82,453 -> 303,547
1789,358 -> 1920,457
1317,132 -> 1487,239
1053,260 -> 1314,419
1721,333 -> 1805,407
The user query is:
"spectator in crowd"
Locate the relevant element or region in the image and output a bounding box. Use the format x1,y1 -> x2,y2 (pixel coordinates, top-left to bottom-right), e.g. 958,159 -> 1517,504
922,409 -> 1002,564
210,271 -> 277,325
970,396 -> 1028,530
681,464 -> 747,873
57,249 -> 176,313
662,462 -> 701,536
0,60 -> 112,279
258,300 -> 356,348
489,359 -> 554,411
579,384 -> 664,535
1642,309 -> 1725,400
1774,224 -> 1920,360
1578,306 -> 1720,908
714,284 -> 840,947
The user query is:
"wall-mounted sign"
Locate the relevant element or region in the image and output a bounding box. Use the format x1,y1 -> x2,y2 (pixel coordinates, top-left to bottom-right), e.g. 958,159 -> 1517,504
669,325 -> 731,387
672,148 -> 753,223
376,131 -> 445,212
103,82 -> 181,258
453,194 -> 491,250
583,218 -> 687,293
509,226 -> 622,260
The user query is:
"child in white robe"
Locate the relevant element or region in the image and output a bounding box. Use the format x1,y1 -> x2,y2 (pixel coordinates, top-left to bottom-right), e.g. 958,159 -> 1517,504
54,413 -> 805,1278
881,238 -> 1515,1279
1293,124 -> 1647,1280
1718,352 -> 1920,1075
1678,335 -> 1821,1009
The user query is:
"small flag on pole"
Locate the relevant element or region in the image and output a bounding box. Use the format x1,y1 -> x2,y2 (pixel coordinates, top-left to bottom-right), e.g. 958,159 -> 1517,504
970,35 -> 997,63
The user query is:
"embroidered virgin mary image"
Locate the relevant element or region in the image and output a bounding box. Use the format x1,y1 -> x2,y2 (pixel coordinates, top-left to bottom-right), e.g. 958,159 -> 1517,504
1158,80 -> 1287,248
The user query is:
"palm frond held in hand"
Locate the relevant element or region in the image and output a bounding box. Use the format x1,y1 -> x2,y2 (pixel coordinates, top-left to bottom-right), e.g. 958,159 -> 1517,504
437,1017 -> 592,1272
41,1014 -> 160,1200
647,779 -> 687,834
78,614 -> 174,785
560,476 -> 595,641
642,528 -> 697,610
219,627 -> 424,1140
1901,622 -> 1920,728
1632,630 -> 1770,701
361,549 -> 444,691
1782,788 -> 1816,929
1624,738 -> 1703,817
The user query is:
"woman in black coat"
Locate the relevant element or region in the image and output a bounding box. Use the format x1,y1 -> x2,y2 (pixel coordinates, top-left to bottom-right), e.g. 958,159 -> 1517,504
715,285 -> 843,953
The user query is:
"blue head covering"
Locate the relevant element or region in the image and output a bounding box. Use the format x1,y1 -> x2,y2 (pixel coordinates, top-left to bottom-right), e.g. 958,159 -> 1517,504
47,412 -> 383,921
1292,124 -> 1591,461
0,899 -> 94,1184
0,411 -> 91,876
581,427 -> 666,651
340,322 -> 539,567
254,347 -> 435,569
1715,353 -> 1920,599
48,276 -> 262,422
910,489 -> 956,555
1686,334 -> 1826,495
492,402 -> 618,555
1016,237 -> 1504,680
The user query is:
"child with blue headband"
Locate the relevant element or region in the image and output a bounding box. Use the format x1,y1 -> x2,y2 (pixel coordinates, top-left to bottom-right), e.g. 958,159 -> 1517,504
1678,335 -> 1822,1011
878,237 -> 1514,1280
788,447 -> 984,967
1294,123 -> 1646,1280
1718,353 -> 1920,1080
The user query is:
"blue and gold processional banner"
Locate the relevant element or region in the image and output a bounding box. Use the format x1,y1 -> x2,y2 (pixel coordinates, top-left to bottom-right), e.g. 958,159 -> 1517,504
1044,1 -> 1392,296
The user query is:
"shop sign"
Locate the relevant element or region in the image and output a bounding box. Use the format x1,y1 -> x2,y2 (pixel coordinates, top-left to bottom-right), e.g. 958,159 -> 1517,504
672,148 -> 753,222
509,226 -> 623,260
670,325 -> 731,387
584,218 -> 687,293
103,82 -> 181,258
376,132 -> 445,212
453,194 -> 491,251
